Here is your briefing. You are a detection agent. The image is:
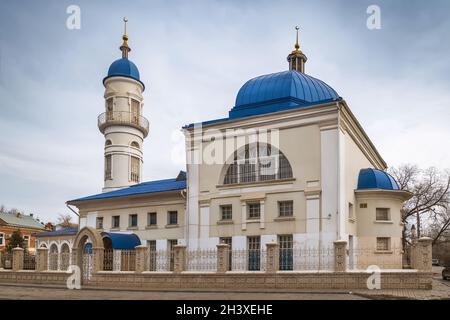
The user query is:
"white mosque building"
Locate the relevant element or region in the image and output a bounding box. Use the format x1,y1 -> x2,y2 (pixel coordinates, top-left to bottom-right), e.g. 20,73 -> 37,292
65,24 -> 411,270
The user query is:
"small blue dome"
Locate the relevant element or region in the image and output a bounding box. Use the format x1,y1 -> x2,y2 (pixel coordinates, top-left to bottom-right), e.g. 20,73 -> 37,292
357,168 -> 400,190
229,70 -> 339,119
103,58 -> 145,89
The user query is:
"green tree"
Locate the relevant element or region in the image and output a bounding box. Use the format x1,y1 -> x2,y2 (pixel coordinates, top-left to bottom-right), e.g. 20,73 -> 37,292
6,229 -> 26,253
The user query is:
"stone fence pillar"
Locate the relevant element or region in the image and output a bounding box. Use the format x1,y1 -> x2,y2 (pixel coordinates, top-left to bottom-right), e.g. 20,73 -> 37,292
12,247 -> 24,271
36,248 -> 49,272
416,237 -> 433,271
216,244 -> 230,273
135,245 -> 148,273
173,245 -> 186,273
334,240 -> 347,272
92,247 -> 104,273
266,242 -> 279,273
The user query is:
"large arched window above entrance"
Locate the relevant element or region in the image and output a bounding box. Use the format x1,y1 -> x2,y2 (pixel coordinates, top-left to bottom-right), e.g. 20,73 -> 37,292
222,143 -> 293,185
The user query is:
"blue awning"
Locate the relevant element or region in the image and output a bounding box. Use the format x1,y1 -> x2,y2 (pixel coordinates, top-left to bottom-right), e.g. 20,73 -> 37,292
101,232 -> 141,250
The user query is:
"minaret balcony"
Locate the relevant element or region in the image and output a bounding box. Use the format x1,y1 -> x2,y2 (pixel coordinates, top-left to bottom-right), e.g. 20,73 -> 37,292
98,111 -> 149,137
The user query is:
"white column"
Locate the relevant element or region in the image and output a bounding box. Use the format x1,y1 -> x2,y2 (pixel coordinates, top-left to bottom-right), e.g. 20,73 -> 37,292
241,202 -> 247,231
260,200 -> 265,229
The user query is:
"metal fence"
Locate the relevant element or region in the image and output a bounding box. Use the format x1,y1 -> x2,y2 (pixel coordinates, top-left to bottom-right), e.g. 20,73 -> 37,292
186,248 -> 217,272
23,253 -> 36,270
231,248 -> 267,271
60,252 -> 71,271
1,252 -> 13,269
350,245 -> 403,270
103,249 -> 136,271
147,249 -> 174,271
290,245 -> 335,271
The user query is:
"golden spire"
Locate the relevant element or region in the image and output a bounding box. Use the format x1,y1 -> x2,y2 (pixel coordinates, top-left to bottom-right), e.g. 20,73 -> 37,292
292,26 -> 302,54
120,17 -> 131,59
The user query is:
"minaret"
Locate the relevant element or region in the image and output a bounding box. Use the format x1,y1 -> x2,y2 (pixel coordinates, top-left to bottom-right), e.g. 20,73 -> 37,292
99,18 -> 148,192
287,26 -> 307,73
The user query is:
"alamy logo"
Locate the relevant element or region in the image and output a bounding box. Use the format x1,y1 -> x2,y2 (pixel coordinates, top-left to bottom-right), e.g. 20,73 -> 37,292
366,265 -> 381,290
366,5 -> 381,30
66,265 -> 81,289
66,5 -> 81,30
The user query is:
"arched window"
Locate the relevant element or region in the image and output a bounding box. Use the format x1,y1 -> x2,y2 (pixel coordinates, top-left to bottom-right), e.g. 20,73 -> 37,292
49,244 -> 59,270
130,141 -> 140,149
105,140 -> 112,146
223,143 -> 293,185
60,243 -> 70,271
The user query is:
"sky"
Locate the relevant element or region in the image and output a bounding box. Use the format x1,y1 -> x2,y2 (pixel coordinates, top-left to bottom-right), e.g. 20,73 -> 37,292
0,0 -> 449,223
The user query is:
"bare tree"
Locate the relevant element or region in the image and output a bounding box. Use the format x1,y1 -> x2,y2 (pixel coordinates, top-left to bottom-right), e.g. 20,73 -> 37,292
57,213 -> 75,229
389,165 -> 450,245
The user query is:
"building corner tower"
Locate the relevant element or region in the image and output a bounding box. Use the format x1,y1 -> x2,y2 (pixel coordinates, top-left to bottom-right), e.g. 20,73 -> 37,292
99,18 -> 148,192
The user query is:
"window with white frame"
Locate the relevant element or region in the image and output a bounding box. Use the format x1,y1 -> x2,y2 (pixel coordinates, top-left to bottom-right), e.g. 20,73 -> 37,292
376,208 -> 390,221
376,237 -> 390,251
247,203 -> 260,219
220,205 -> 232,220
148,212 -> 157,226
278,201 -> 293,217
168,211 -> 178,225
0,232 -> 4,246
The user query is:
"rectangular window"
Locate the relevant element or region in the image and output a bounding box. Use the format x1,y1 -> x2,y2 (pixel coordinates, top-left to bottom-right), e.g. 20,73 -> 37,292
147,212 -> 157,226
247,203 -> 260,219
220,205 -> 232,220
106,98 -> 113,118
168,211 -> 178,225
0,233 -> 4,246
130,156 -> 140,182
112,216 -> 120,229
96,217 -> 104,229
376,237 -> 390,251
147,240 -> 157,271
360,203 -> 368,208
376,208 -> 390,221
247,236 -> 261,271
131,99 -> 140,124
105,155 -> 112,180
219,237 -> 232,271
278,235 -> 293,270
278,201 -> 293,217
129,214 -> 138,228
348,202 -> 354,219
23,235 -> 30,248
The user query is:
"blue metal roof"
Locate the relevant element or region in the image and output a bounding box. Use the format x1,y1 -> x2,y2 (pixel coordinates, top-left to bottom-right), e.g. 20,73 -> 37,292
101,232 -> 141,250
68,171 -> 186,203
183,70 -> 340,128
357,168 -> 400,190
103,58 -> 145,90
34,228 -> 78,237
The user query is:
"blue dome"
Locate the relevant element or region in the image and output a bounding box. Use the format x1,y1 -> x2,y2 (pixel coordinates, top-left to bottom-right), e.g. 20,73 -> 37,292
357,168 -> 400,190
229,70 -> 339,119
103,58 -> 144,89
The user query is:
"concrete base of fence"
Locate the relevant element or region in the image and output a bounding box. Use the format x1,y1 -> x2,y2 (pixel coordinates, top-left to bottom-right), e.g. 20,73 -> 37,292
0,269 -> 430,290
0,270 -> 71,285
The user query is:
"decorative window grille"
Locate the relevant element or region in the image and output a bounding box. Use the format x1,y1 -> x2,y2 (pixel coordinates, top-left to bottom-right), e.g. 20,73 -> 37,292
223,143 -> 293,185
279,235 -> 293,270
376,208 -> 390,221
247,236 -> 261,271
376,237 -> 390,251
130,156 -> 140,182
105,155 -> 112,180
